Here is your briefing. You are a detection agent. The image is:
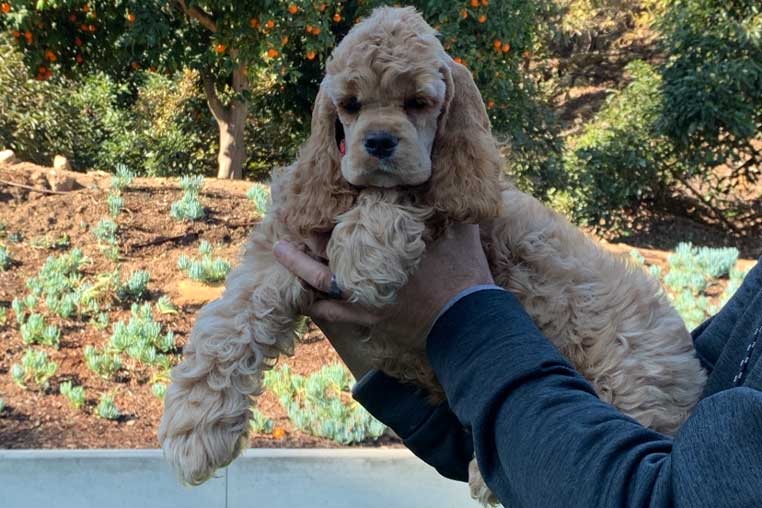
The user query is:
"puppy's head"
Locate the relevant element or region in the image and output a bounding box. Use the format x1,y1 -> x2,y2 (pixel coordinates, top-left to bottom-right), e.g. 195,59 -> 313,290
284,7 -> 502,235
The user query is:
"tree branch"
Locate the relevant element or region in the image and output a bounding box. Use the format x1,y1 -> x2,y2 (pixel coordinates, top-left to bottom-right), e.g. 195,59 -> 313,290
175,0 -> 217,33
202,73 -> 229,123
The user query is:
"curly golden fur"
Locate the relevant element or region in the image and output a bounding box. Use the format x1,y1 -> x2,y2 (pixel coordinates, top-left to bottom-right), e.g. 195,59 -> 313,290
160,6 -> 707,504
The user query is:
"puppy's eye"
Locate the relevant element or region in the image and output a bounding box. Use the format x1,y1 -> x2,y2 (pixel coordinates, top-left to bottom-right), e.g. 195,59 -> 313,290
404,97 -> 429,111
340,97 -> 361,114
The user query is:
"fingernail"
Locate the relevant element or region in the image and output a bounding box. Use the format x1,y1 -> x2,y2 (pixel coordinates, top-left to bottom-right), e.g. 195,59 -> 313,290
273,240 -> 289,258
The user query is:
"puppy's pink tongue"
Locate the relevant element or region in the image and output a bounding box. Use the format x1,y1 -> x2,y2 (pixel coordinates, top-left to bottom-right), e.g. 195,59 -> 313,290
339,139 -> 346,157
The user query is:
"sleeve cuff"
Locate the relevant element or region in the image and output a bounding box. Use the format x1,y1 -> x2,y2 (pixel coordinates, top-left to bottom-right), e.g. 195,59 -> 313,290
352,369 -> 439,439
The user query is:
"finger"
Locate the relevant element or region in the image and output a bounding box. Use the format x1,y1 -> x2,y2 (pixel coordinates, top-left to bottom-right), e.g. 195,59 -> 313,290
308,300 -> 381,327
273,241 -> 350,298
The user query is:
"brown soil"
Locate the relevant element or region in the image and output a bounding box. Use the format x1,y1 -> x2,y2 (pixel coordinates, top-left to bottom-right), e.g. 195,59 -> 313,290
0,162 -> 392,450
0,162 -> 757,450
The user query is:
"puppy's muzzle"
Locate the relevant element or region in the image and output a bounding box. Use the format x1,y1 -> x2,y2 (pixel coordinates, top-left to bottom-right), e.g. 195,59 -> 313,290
364,132 -> 399,159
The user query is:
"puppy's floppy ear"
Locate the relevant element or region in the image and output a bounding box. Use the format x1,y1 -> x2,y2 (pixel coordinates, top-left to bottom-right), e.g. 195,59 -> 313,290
426,58 -> 503,223
280,82 -> 356,235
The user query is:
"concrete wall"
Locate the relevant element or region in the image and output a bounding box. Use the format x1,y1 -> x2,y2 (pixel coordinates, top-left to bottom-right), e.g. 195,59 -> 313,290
0,448 -> 480,508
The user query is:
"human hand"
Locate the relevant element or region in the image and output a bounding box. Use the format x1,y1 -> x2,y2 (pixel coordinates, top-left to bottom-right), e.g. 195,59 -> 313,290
273,223 -> 493,369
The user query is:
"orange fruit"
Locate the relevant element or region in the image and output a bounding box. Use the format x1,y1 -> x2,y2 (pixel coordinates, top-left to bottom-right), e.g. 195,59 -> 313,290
83,4 -> 89,13
319,3 -> 327,12
482,0 -> 489,4
24,31 -> 32,43
312,27 -> 320,35
470,0 -> 479,6
305,24 -> 313,33
493,39 -> 501,49
131,61 -> 140,70
267,48 -> 279,58
281,36 -> 289,45
306,50 -> 316,60
80,23 -> 88,31
288,4 -> 298,15
249,17 -> 259,29
487,100 -> 495,109
479,15 -> 487,23
454,56 -> 463,64
45,50 -> 57,62
333,13 -> 342,22
502,42 -> 510,53
460,9 -> 468,19
88,24 -> 96,32
272,427 -> 286,440
12,30 -> 19,38
214,43 -> 226,54
127,12 -> 135,23
265,19 -> 275,29
1,3 -> 10,14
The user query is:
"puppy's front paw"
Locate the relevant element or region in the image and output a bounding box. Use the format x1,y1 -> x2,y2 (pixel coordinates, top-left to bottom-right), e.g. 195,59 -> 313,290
328,191 -> 430,307
159,378 -> 251,485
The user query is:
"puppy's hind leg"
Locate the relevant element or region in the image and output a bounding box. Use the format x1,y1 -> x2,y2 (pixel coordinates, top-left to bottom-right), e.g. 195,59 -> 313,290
159,230 -> 309,485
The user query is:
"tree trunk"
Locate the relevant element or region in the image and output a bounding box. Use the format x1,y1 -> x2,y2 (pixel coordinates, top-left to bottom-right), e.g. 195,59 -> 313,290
202,63 -> 249,180
216,101 -> 246,179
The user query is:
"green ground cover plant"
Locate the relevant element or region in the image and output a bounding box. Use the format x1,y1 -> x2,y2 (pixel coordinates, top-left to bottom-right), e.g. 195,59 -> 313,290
171,175 -> 206,221
177,241 -> 231,284
108,303 -> 174,369
59,380 -> 86,410
96,393 -> 120,420
11,349 -> 58,390
265,363 -> 386,445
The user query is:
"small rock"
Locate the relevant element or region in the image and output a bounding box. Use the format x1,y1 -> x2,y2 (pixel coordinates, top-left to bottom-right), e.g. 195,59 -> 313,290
48,169 -> 79,192
0,149 -> 16,165
53,155 -> 72,171
175,279 -> 224,306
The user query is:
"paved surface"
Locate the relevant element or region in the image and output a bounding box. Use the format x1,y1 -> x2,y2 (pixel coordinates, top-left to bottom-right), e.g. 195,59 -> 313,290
0,448 -> 479,508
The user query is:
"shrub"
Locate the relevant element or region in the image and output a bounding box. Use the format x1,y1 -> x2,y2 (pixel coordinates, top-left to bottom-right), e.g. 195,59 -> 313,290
84,345 -> 122,380
59,381 -> 86,410
178,241 -> 231,284
0,398 -> 4,413
562,61 -> 677,228
265,364 -> 386,444
247,184 -> 271,218
170,176 -> 206,221
658,0 -> 762,187
11,349 -> 58,390
96,393 -> 120,420
109,303 -> 175,368
20,313 -> 61,349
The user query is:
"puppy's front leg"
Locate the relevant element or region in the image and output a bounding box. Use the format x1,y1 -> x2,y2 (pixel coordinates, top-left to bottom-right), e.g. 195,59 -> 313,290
159,225 -> 310,485
327,190 -> 431,308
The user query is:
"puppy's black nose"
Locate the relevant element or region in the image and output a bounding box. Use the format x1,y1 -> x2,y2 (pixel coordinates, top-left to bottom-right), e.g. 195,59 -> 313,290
364,132 -> 399,159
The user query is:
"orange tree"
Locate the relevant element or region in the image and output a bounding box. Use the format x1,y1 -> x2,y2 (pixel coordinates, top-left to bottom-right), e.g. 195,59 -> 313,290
0,1 -> 557,183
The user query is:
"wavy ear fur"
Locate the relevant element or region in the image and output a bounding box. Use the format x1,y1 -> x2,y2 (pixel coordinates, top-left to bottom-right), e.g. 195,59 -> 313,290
426,58 -> 503,223
280,83 -> 356,236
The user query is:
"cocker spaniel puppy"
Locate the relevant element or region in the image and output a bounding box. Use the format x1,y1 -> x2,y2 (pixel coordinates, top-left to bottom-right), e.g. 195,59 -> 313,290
159,7 -> 707,505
